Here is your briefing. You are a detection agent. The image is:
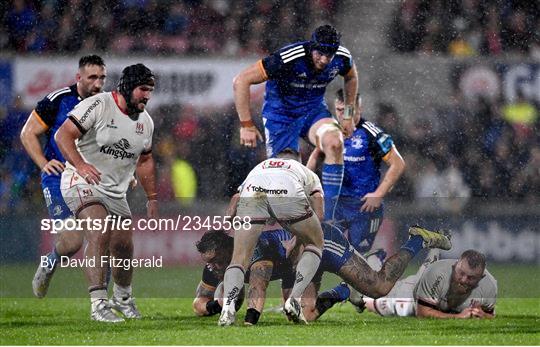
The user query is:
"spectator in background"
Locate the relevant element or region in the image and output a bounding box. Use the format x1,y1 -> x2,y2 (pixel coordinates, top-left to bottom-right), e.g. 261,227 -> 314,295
501,91 -> 538,139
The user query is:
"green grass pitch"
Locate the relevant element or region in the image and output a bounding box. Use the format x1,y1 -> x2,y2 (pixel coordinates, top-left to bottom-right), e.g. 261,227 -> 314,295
1,264 -> 539,345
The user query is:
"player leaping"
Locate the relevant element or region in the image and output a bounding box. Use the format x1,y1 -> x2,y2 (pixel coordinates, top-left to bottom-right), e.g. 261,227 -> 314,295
233,24 -> 358,221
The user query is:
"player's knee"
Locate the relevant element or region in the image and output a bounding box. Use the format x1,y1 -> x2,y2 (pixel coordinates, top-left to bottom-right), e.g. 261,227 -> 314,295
320,130 -> 343,155
110,238 -> 133,257
192,298 -> 209,316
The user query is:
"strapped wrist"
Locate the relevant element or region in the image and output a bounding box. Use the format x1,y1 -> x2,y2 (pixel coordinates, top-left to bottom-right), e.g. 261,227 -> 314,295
240,119 -> 255,128
343,105 -> 354,120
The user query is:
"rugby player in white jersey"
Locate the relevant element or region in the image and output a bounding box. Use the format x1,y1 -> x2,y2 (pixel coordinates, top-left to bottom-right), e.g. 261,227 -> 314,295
55,64 -> 157,322
218,150 -> 324,326
360,249 -> 497,319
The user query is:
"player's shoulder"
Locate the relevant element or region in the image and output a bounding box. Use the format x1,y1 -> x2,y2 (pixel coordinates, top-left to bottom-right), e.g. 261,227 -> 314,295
424,259 -> 455,276
275,41 -> 309,64
335,45 -> 352,59
358,119 -> 385,137
38,84 -> 78,107
480,269 -> 498,292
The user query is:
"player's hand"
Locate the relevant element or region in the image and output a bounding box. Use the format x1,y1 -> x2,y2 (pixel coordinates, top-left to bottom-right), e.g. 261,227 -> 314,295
360,193 -> 383,212
340,118 -> 355,138
41,159 -> 65,176
240,126 -> 263,148
146,199 -> 158,218
76,162 -> 101,184
129,176 -> 138,190
456,307 -> 475,319
470,306 -> 490,319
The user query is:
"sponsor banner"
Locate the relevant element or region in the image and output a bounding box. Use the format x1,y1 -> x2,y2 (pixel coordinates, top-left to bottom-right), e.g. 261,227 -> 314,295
14,57 -> 263,109
456,62 -> 540,103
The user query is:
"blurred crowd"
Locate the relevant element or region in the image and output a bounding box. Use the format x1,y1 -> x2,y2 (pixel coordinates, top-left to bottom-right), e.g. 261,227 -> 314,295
1,88 -> 539,215
389,0 -> 540,57
1,0 -> 338,56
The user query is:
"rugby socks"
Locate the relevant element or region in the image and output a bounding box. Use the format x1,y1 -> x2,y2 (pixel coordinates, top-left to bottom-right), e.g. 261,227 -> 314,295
46,248 -> 61,270
315,283 -> 350,316
222,265 -> 245,312
322,164 -> 344,221
89,287 -> 108,310
244,308 -> 261,325
400,235 -> 424,257
113,283 -> 132,301
289,247 -> 322,299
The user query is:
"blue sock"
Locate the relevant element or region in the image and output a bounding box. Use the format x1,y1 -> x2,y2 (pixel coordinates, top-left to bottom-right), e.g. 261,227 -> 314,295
322,164 -> 344,221
315,283 -> 350,316
400,235 -> 424,257
47,248 -> 61,270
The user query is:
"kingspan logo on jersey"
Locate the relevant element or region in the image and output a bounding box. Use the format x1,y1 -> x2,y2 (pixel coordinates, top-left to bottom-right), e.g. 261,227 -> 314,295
100,138 -> 136,160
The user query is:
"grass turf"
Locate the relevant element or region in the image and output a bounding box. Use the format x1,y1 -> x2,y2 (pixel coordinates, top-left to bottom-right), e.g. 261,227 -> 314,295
1,264 -> 539,345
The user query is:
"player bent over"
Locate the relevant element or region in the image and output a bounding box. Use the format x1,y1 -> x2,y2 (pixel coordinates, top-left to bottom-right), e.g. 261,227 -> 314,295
218,154 -> 325,326
20,55 -> 107,298
245,223 -> 451,323
55,64 -> 157,322
192,230 -> 245,317
361,249 -> 497,319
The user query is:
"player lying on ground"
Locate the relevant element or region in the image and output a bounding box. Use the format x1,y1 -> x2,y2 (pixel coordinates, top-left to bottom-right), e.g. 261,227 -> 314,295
360,249 -> 497,319
233,222 -> 451,324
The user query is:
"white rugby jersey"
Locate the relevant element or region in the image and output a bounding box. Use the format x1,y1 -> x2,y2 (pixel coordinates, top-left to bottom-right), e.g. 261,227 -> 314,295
413,259 -> 497,314
243,158 -> 323,197
65,91 -> 153,198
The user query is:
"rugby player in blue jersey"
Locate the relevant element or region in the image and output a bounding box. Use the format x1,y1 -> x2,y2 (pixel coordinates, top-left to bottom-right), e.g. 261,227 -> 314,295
308,89 -> 405,254
217,222 -> 450,324
20,55 -> 107,298
233,24 -> 358,221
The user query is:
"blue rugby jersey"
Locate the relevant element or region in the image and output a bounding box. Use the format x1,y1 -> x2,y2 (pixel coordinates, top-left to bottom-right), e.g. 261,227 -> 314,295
340,119 -> 394,199
259,41 -> 353,120
32,84 -> 81,181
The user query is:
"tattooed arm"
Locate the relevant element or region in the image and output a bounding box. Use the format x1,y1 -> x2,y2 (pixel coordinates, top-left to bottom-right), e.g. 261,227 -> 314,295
247,260 -> 274,313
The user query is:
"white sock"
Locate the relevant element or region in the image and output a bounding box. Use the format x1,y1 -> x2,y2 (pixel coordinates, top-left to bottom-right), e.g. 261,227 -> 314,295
290,249 -> 321,299
222,265 -> 244,311
90,289 -> 108,310
113,283 -> 132,301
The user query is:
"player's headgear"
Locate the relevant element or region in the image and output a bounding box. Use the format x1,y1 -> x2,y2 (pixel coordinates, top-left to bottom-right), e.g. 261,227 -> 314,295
117,63 -> 155,115
310,24 -> 341,55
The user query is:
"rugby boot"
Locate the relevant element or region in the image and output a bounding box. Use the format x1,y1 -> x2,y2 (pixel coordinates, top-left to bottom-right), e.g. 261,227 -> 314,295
284,297 -> 308,324
32,254 -> 56,298
91,299 -> 124,323
110,296 -> 142,319
218,306 -> 236,326
408,225 -> 451,251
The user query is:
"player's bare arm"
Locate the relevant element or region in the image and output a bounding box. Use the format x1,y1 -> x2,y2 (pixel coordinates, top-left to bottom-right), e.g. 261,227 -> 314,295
55,120 -> 101,184
136,152 -> 158,218
20,112 -> 65,175
246,260 -> 273,314
192,281 -> 216,316
341,64 -> 358,138
361,146 -> 406,212
233,62 -> 266,147
416,302 -> 476,319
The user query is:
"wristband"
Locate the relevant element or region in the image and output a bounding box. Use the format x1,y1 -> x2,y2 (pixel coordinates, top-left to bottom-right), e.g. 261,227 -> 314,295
240,119 -> 255,128
147,193 -> 157,200
343,105 -> 354,120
